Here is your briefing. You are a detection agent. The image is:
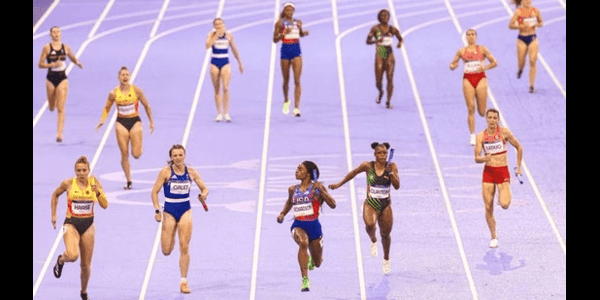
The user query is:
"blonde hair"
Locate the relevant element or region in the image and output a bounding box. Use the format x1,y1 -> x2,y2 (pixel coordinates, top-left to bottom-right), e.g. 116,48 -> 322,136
75,156 -> 90,169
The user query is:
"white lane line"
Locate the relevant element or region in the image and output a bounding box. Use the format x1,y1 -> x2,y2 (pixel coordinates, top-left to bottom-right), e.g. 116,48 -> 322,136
32,2 -> 117,298
249,1 -> 280,299
392,0 -> 480,299
446,0 -> 566,255
137,1 -> 225,299
33,0 -> 117,130
332,1 -> 366,299
33,0 -> 61,35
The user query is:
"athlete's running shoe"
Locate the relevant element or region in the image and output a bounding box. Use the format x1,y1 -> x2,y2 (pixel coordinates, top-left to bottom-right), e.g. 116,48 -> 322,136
308,256 -> 315,271
383,259 -> 391,275
53,255 -> 64,278
489,238 -> 499,248
224,114 -> 231,122
180,279 -> 191,294
370,242 -> 378,257
80,292 -> 90,300
293,108 -> 301,117
215,114 -> 223,122
301,276 -> 310,292
283,100 -> 291,115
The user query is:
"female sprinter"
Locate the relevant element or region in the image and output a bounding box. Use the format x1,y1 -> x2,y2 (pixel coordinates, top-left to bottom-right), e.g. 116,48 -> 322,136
151,145 -> 210,294
329,142 -> 400,275
450,29 -> 498,146
475,109 -> 523,248
508,0 -> 544,93
273,2 -> 309,117
206,18 -> 244,122
51,156 -> 108,300
38,26 -> 84,143
95,66 -> 155,190
277,161 -> 336,292
366,9 -> 403,109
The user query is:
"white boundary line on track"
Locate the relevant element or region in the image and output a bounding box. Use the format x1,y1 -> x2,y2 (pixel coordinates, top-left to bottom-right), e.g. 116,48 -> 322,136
444,0 -> 566,255
32,2 -> 117,297
331,1 -> 367,300
387,1 -> 481,299
33,0 -> 117,130
249,1 -> 280,299
137,1 -> 225,299
33,0 -> 61,35
498,0 -> 566,98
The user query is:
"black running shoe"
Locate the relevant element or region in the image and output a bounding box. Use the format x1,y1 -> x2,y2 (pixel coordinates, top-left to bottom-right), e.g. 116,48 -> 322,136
81,292 -> 90,300
124,182 -> 133,190
53,255 -> 64,278
517,69 -> 523,79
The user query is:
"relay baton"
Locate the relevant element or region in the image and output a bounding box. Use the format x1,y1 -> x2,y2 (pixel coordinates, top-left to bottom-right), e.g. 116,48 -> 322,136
514,167 -> 523,184
198,195 -> 209,212
387,149 -> 395,164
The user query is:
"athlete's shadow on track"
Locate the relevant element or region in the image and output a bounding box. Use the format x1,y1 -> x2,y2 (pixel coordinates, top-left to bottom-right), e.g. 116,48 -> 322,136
366,276 -> 391,300
476,249 -> 526,276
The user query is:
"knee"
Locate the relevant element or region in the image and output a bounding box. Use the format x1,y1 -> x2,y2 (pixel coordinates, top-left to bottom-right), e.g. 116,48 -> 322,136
365,223 -> 376,233
64,250 -> 79,263
80,262 -> 91,273
380,233 -> 391,241
179,243 -> 190,256
222,86 -> 230,95
132,151 -> 142,160
376,82 -> 383,89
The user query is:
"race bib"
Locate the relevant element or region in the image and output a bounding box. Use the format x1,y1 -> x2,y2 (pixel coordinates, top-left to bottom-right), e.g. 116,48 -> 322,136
523,17 -> 537,27
369,186 -> 390,199
378,36 -> 393,47
293,202 -> 314,218
284,24 -> 300,39
484,140 -> 506,155
464,60 -> 483,73
169,182 -> 191,195
71,201 -> 93,215
117,103 -> 137,116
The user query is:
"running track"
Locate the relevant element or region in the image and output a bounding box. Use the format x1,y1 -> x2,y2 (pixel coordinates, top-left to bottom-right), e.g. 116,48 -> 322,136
33,0 -> 566,299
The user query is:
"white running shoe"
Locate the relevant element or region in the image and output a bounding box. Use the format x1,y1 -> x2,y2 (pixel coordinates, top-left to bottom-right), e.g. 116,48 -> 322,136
224,114 -> 231,122
383,259 -> 391,275
215,114 -> 223,122
470,133 -> 476,146
370,242 -> 378,257
489,238 -> 499,248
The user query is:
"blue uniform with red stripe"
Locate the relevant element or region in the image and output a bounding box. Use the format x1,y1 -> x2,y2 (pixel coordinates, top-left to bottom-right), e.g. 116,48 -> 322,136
290,183 -> 323,241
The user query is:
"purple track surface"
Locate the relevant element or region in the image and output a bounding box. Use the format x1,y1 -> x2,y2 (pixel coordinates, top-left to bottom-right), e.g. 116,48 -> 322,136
33,0 -> 566,299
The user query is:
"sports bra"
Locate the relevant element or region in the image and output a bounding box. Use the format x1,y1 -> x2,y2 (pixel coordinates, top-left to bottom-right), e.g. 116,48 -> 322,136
114,86 -> 139,118
462,46 -> 485,74
483,126 -> 508,156
46,43 -> 67,72
67,177 -> 97,219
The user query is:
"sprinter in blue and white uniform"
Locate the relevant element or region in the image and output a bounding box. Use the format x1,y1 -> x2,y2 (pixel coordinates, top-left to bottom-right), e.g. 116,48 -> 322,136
277,161 -> 336,292
151,145 -> 210,294
273,2 -> 309,117
206,18 -> 244,123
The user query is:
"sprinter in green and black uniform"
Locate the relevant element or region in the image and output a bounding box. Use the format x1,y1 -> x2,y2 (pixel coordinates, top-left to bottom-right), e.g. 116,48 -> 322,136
329,142 -> 399,275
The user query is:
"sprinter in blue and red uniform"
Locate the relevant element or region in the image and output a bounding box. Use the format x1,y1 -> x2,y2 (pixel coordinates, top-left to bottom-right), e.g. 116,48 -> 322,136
273,2 -> 309,117
277,161 -> 336,292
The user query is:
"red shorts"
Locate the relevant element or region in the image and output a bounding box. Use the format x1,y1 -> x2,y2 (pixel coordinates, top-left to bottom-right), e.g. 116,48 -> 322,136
464,72 -> 486,88
482,165 -> 510,184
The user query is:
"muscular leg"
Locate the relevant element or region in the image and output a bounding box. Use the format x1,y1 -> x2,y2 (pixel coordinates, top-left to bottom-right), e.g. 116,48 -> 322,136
177,210 -> 193,279
46,80 -> 57,112
281,59 -> 291,103
375,54 -> 384,103
129,122 -> 144,160
220,64 -> 232,115
496,182 -> 512,210
528,39 -> 539,90
308,238 -> 323,268
61,224 -> 81,264
378,206 -> 394,261
292,228 -> 310,278
475,77 -> 488,117
161,212 -> 178,256
482,182 -> 497,240
363,202 -> 379,244
54,80 -> 69,141
79,224 -> 96,294
384,55 -> 396,108
463,79 -> 477,135
516,39 -> 528,78
210,65 -> 222,115
115,123 -> 133,184
291,56 -> 303,110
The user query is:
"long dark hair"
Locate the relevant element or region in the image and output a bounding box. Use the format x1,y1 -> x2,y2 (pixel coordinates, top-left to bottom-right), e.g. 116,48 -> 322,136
512,0 -> 523,6
302,161 -> 320,181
